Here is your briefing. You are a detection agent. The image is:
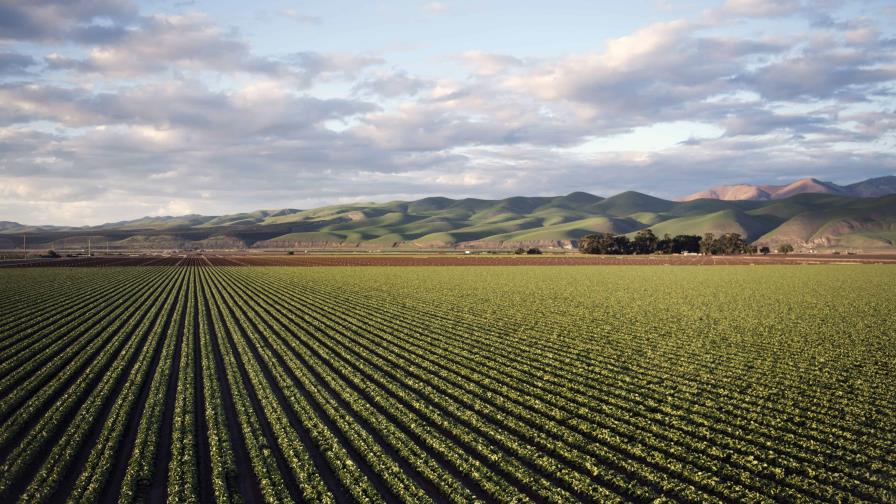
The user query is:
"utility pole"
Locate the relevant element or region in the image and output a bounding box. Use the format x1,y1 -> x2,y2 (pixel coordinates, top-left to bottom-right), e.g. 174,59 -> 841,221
88,238 -> 91,257
23,235 -> 26,260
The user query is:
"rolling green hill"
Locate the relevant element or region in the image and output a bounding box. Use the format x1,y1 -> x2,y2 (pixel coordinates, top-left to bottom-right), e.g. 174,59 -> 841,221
755,194 -> 896,248
4,192 -> 895,250
647,210 -> 780,241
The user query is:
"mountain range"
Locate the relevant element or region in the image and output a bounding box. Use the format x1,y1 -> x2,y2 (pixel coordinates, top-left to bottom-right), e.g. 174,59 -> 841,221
2,176 -> 895,251
682,175 -> 896,201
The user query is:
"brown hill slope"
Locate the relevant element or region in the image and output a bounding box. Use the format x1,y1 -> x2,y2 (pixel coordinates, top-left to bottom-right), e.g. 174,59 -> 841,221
682,176 -> 894,201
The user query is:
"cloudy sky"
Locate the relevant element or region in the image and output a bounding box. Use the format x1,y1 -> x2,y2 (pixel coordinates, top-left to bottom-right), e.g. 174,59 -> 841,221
1,0 -> 895,225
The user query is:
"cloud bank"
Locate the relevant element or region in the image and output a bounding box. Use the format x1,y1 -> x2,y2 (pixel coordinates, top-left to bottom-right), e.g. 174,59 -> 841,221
1,0 -> 894,224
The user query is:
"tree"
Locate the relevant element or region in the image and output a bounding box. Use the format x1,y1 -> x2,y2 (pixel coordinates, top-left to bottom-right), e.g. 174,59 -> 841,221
526,247 -> 542,255
718,233 -> 747,254
672,234 -> 702,254
579,233 -> 612,254
759,246 -> 770,255
778,243 -> 794,254
578,235 -> 597,254
611,235 -> 632,254
700,233 -> 716,255
632,229 -> 658,254
578,235 -> 600,254
514,247 -> 526,255
696,233 -> 748,255
578,233 -> 631,254
656,233 -> 673,254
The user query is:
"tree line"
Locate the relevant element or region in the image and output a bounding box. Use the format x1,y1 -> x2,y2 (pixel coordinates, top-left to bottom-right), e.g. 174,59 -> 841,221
579,230 -> 792,255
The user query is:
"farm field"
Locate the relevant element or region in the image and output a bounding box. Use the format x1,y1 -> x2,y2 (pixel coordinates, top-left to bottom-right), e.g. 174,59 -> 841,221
0,265 -> 895,503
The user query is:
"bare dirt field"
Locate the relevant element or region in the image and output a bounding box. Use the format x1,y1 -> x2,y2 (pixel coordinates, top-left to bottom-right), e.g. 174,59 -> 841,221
2,253 -> 895,268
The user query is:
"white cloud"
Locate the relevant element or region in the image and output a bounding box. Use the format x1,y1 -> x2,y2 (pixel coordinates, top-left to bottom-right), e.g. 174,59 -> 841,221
459,51 -> 524,76
352,70 -> 428,98
422,2 -> 448,13
718,0 -> 802,18
280,9 -> 321,24
1,0 -> 894,225
0,0 -> 138,43
155,199 -> 193,216
41,12 -> 382,86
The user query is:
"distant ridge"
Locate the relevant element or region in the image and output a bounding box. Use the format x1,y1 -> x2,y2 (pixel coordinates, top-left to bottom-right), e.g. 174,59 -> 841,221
3,185 -> 896,250
845,176 -> 896,197
682,175 -> 896,201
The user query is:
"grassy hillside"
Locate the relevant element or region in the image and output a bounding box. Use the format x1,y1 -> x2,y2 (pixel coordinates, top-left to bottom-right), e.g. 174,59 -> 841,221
755,195 -> 896,247
590,191 -> 675,216
4,192 -> 894,250
648,210 -> 781,241
486,217 -> 641,242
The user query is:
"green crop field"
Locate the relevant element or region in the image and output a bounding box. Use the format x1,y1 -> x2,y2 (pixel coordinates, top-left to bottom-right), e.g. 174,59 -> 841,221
1,265 -> 894,503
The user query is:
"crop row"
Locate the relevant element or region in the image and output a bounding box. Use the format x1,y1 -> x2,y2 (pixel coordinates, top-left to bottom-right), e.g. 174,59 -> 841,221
0,265 -> 893,503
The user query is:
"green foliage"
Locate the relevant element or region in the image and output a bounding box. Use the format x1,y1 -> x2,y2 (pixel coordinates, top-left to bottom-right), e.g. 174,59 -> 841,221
650,209 -> 778,242
0,265 -> 894,502
578,232 -> 632,254
10,192 -> 896,250
632,229 -> 658,254
581,230 -> 702,255
699,232 -> 748,255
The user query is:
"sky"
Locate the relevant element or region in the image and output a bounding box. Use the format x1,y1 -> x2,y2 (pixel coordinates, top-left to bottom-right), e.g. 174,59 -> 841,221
1,0 -> 895,225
